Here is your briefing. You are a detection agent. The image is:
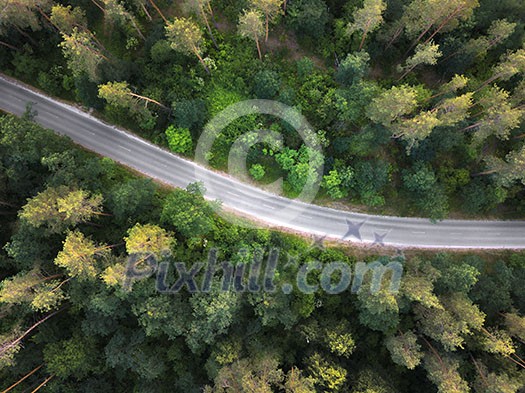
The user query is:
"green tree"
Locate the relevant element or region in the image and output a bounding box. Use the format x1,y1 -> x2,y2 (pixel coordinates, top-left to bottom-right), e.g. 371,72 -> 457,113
165,125 -> 193,155
306,352 -> 347,391
184,0 -> 216,46
335,51 -> 370,86
160,187 -> 215,237
393,110 -> 442,152
398,41 -> 442,80
287,0 -> 329,39
386,331 -> 423,369
466,87 -> 524,145
238,9 -> 265,60
367,85 -> 419,127
124,223 -> 174,259
250,163 -> 266,180
54,230 -> 108,279
250,0 -> 284,42
347,0 -> 386,50
59,28 -> 108,82
424,354 -> 470,393
165,17 -> 209,72
20,187 -> 103,233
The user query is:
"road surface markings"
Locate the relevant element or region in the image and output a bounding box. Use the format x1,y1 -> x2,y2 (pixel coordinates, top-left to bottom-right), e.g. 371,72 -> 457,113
227,191 -> 241,197
411,231 -> 426,234
118,145 -> 131,152
262,203 -> 276,210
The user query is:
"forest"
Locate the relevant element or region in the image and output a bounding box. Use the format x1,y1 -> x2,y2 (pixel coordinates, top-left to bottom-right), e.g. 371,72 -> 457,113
1,0 -> 525,391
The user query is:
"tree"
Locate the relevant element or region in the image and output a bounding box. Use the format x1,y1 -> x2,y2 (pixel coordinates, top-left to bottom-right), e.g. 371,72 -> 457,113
503,313 -> 525,343
284,367 -> 316,393
238,9 -> 265,60
480,48 -> 525,87
398,41 -> 442,80
472,360 -> 523,393
99,81 -> 166,108
465,87 -> 524,145
165,17 -> 209,72
393,110 -> 442,152
60,28 -> 108,82
165,125 -> 193,155
306,353 -> 347,391
461,19 -> 516,60
386,331 -> 423,369
287,0 -> 329,39
250,164 -> 266,181
50,4 -> 88,34
347,0 -> 386,50
0,0 -> 52,39
424,354 -> 470,393
402,162 -> 449,220
20,186 -> 103,233
250,0 -> 284,42
335,51 -> 370,86
54,230 -> 108,279
160,187 -> 215,237
184,0 -> 216,47
401,0 -> 479,46
102,0 -> 145,40
124,223 -> 174,259
485,145 -> 525,187
366,85 -> 419,126
98,81 -> 161,130
357,285 -> 400,333
435,93 -> 473,126
0,269 -> 66,312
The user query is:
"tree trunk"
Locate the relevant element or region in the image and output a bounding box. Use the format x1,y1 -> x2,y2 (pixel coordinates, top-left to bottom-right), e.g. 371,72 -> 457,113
30,374 -> 54,393
265,13 -> 269,42
255,36 -> 262,60
148,0 -> 167,23
0,40 -> 19,51
385,24 -> 404,50
193,49 -> 210,74
423,7 -> 464,45
129,92 -> 167,109
141,3 -> 152,20
129,17 -> 146,41
202,11 -> 218,49
358,19 -> 372,50
2,364 -> 43,393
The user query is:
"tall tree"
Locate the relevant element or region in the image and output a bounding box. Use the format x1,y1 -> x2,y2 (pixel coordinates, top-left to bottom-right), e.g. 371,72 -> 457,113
54,230 -> 109,280
250,0 -> 283,42
393,110 -> 441,152
347,0 -> 386,50
367,85 -> 419,126
238,9 -> 265,60
398,41 -> 442,80
485,144 -> 525,186
20,187 -> 103,233
464,87 -> 524,145
435,93 -> 473,126
401,0 -> 479,46
184,0 -> 216,47
165,17 -> 209,72
102,0 -> 145,40
98,81 -> 166,109
59,28 -> 108,81
124,223 -> 174,259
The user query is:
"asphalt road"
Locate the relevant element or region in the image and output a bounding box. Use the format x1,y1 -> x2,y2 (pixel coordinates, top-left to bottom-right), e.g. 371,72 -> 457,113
1,75 -> 525,249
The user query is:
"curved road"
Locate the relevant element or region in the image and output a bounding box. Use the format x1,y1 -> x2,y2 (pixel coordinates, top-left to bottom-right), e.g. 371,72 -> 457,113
1,75 -> 525,249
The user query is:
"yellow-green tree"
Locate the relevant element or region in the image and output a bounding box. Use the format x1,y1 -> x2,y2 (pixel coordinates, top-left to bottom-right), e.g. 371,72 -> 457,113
347,0 -> 386,50
238,9 -> 265,60
54,230 -> 109,280
165,17 -> 209,72
124,223 -> 174,259
250,0 -> 283,42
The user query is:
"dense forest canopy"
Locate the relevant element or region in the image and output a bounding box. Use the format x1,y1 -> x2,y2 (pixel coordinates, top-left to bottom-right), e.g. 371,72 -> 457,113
0,0 -> 524,220
1,0 -> 525,391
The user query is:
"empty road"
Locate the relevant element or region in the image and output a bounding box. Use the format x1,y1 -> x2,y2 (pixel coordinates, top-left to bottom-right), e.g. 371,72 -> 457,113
1,75 -> 524,249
